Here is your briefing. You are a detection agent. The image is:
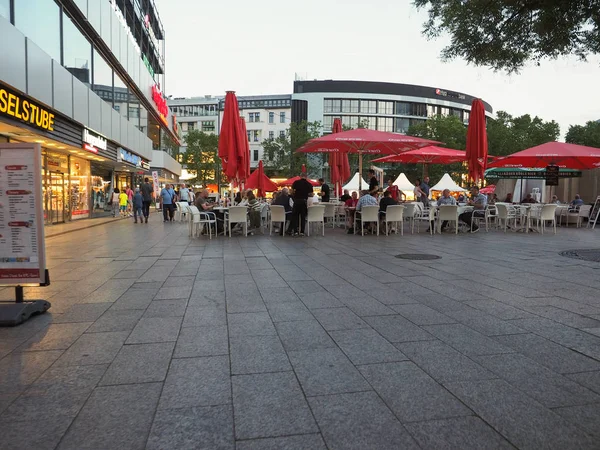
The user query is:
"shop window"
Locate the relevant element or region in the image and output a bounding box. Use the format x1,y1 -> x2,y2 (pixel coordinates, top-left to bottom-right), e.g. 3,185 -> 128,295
63,11 -> 92,85
15,0 -> 60,62
69,155 -> 91,220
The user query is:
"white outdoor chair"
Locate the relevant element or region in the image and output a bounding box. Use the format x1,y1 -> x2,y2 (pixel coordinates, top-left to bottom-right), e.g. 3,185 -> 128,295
260,203 -> 269,228
227,206 -> 248,237
359,205 -> 379,236
531,204 -> 558,234
174,202 -> 188,222
335,205 -> 347,229
576,205 -> 592,228
307,205 -> 325,236
188,206 -> 217,239
383,205 -> 404,235
416,207 -> 436,235
322,203 -> 336,228
403,203 -> 418,234
495,203 -> 518,232
437,205 -> 459,234
484,205 -> 498,231
269,205 -> 287,236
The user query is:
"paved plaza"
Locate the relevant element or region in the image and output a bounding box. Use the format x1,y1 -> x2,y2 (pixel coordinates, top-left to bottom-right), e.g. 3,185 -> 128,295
1,217 -> 600,449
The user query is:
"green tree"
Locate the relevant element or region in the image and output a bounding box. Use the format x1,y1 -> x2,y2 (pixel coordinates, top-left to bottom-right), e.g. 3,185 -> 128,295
487,111 -> 560,157
261,121 -> 322,177
414,0 -> 600,73
182,130 -> 219,186
565,120 -> 600,148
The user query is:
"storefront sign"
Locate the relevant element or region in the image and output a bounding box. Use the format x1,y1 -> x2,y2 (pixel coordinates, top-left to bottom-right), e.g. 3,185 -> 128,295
141,160 -> 150,170
0,143 -> 47,284
117,147 -> 141,167
110,0 -> 141,56
82,129 -> 107,154
435,88 -> 466,100
152,170 -> 160,198
151,84 -> 168,125
0,83 -> 55,131
545,165 -> 560,186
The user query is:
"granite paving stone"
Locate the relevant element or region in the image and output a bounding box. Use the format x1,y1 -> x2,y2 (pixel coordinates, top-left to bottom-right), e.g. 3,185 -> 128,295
308,391 -> 420,450
359,361 -> 472,422
423,323 -> 514,356
126,316 -> 182,344
364,315 -> 434,343
274,320 -> 336,351
330,327 -> 408,366
265,302 -> 314,322
391,303 -> 457,326
18,322 -> 91,352
235,434 -> 327,450
566,371 -> 600,395
158,356 -> 231,410
52,303 -> 112,323
54,331 -> 128,366
100,342 -> 174,385
298,291 -> 344,309
227,311 -> 277,337
57,383 -> 161,450
143,299 -> 188,318
232,371 -> 318,439
553,403 -> 600,439
0,350 -> 63,394
230,334 -> 291,374
312,307 -> 369,331
85,309 -> 144,333
182,306 -> 226,328
0,414 -> 74,450
174,325 -> 229,358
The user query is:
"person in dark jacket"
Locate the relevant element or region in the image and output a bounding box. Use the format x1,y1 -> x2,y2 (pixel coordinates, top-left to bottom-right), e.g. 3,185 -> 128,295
132,188 -> 144,224
272,188 -> 293,235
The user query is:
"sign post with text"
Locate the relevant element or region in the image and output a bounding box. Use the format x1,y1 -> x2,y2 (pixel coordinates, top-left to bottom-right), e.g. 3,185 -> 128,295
0,143 -> 51,326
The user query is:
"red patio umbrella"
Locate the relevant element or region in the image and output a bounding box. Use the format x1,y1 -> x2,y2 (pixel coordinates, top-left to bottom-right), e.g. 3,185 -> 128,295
237,117 -> 251,184
479,184 -> 496,194
465,99 -> 488,184
278,176 -> 320,187
487,141 -> 600,170
329,119 -> 344,196
297,128 -> 440,190
372,146 -> 466,164
245,160 -> 278,197
218,91 -> 242,180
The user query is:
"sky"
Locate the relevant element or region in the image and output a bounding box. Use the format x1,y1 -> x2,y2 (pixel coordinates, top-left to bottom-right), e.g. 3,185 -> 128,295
155,0 -> 599,138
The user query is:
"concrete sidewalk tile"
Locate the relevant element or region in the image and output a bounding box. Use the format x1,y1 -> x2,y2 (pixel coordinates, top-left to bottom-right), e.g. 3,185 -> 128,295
54,331 -> 128,366
18,322 -> 91,352
391,304 -> 456,326
298,291 -> 344,310
405,416 -> 515,450
147,405 -> 234,450
0,414 -> 74,450
174,325 -> 229,358
443,308 -> 528,337
143,299 -> 187,318
338,296 -> 396,317
423,323 -> 514,356
154,285 -> 193,300
330,328 -> 408,365
312,307 -> 369,331
567,371 -> 600,395
52,303 -> 112,323
109,288 -> 156,310
182,306 -> 226,328
364,315 -> 434,343
126,316 -> 182,344
397,340 -> 496,383
288,347 -> 371,396
308,391 -> 419,450
359,361 -> 472,422
266,302 -> 313,322
554,403 -> 600,438
288,281 -> 326,294
100,342 -> 174,385
232,371 -> 317,440
227,312 -> 277,337
0,350 -> 63,395
260,287 -> 301,304
444,378 -> 597,449
236,434 -> 327,450
57,383 -> 161,450
85,309 -> 143,333
230,334 -> 291,375
158,356 -> 231,410
275,320 -> 336,351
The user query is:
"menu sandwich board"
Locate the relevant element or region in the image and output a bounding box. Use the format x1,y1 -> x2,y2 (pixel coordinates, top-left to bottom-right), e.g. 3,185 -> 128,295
0,143 -> 46,285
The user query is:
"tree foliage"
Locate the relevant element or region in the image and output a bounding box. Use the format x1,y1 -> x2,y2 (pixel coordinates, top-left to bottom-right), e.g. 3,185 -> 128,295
565,120 -> 600,148
487,111 -> 560,157
182,130 -> 219,186
414,0 -> 600,72
261,121 -> 322,177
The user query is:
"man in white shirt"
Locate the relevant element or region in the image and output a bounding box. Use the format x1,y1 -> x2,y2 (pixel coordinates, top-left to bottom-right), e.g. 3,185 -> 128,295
179,183 -> 191,204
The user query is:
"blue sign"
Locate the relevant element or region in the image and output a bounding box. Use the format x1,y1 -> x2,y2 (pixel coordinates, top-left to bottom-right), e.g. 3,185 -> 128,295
118,147 -> 142,167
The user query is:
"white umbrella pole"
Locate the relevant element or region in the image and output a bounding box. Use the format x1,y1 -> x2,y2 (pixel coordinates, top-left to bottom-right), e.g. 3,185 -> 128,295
358,152 -> 363,191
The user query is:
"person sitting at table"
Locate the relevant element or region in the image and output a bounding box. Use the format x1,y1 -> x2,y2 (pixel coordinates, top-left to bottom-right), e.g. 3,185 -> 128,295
551,195 -> 561,204
459,186 -> 487,233
234,192 -> 243,205
457,193 -> 466,203
379,190 -> 397,232
272,188 -> 293,235
437,189 -> 457,232
492,193 -> 499,203
385,179 -> 405,203
355,190 -> 378,233
503,193 -> 513,203
521,193 -> 536,204
195,189 -> 213,211
344,191 -> 359,233
340,189 -> 351,202
247,192 -> 262,234
570,194 -> 584,208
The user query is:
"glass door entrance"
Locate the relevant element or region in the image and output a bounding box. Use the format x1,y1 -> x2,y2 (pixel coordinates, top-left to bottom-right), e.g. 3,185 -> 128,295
48,171 -> 66,224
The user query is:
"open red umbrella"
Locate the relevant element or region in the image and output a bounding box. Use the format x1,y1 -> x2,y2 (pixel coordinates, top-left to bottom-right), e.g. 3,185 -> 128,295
297,128 -> 440,190
466,99 -> 488,184
487,142 -> 600,170
218,91 -> 242,180
278,176 -> 319,187
372,146 -> 466,164
479,184 -> 496,194
245,160 -> 278,197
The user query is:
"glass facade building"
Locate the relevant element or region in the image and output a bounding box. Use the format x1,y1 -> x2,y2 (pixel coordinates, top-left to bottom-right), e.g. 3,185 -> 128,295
0,0 -> 181,224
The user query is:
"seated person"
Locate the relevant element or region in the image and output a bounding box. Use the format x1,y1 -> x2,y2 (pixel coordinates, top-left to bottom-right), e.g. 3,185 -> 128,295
437,189 -> 457,232
570,194 -> 584,208
234,192 -> 243,205
551,195 -> 561,204
379,190 -> 397,215
195,189 -> 213,211
385,179 -> 404,202
344,191 -> 359,230
459,186 -> 487,233
247,192 -> 262,232
503,193 -> 513,203
340,189 -> 351,202
457,193 -> 466,203
272,188 -> 293,235
492,193 -> 499,203
355,190 -> 379,232
521,194 -> 536,204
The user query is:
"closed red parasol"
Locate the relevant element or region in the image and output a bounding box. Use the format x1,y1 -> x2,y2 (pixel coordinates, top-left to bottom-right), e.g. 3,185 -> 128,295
465,99 -> 488,184
218,91 -> 242,180
237,117 -> 251,183
245,160 -> 278,197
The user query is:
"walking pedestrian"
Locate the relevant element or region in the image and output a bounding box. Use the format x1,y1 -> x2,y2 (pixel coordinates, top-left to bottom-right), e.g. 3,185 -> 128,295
288,173 -> 313,236
125,185 -> 134,216
160,184 -> 177,222
140,177 -> 153,223
111,188 -> 120,217
132,188 -> 143,224
118,189 -> 128,217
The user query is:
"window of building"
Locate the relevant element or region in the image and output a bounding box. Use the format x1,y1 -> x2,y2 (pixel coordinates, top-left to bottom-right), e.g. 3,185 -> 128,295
254,112 -> 260,122
342,100 -> 351,113
62,12 -> 92,85
395,118 -> 410,133
202,121 -> 215,132
361,100 -> 377,114
269,131 -> 274,139
450,109 -> 462,119
113,74 -> 127,114
269,112 -> 274,123
280,112 -> 285,123
181,122 -> 188,132
463,111 -> 470,123
350,100 -> 359,113
409,118 -> 426,128
188,122 -> 195,131
396,102 -> 410,115
15,0 -> 60,62
247,131 -> 251,142
253,150 -> 259,161
0,0 -> 10,21
377,117 -> 393,132
410,103 -> 427,117
359,116 -> 377,130
128,106 -> 140,119
114,105 -> 120,113
379,101 -> 394,115
439,107 -> 450,117
324,99 -> 342,113
92,48 -> 113,106
279,130 -> 285,138
253,130 -> 260,142
427,105 -> 437,117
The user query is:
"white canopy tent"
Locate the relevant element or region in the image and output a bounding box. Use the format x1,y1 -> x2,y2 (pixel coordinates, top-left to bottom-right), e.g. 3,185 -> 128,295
430,173 -> 467,192
393,173 -> 415,192
343,172 -> 369,193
